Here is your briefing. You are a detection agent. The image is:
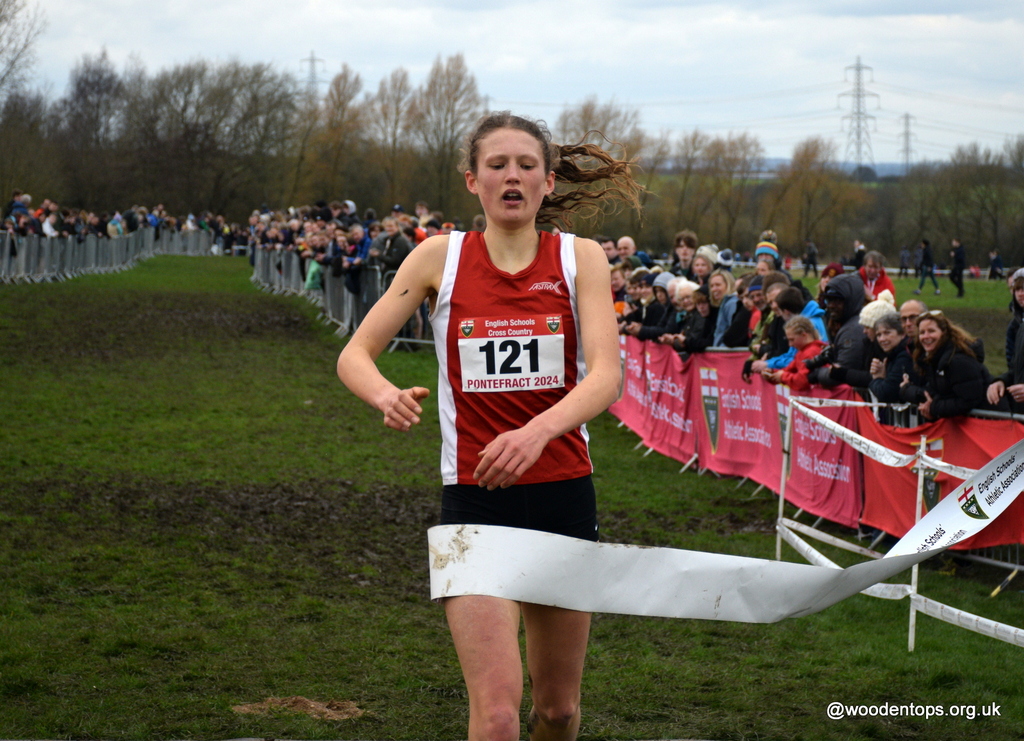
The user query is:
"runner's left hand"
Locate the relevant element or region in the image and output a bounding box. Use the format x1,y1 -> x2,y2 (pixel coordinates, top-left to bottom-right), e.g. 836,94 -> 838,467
474,427 -> 549,490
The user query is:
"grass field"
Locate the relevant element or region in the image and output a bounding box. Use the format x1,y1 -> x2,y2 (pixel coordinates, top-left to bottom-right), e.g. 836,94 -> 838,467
1,257 -> 1022,740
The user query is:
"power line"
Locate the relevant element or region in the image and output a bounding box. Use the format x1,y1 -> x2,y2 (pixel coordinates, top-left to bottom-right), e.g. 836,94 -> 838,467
873,81 -> 1024,115
488,81 -> 845,110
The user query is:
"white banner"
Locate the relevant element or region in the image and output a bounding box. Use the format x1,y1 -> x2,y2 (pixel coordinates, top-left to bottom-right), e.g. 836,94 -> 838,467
429,439 -> 1024,623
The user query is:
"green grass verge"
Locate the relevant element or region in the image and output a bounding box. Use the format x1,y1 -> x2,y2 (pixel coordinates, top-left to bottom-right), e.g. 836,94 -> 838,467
1,257 -> 1021,740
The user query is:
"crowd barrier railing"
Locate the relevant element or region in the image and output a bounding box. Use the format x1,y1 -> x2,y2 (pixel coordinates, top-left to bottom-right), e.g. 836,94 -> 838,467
610,336 -> 1024,650
0,229 -> 213,284
250,248 -> 427,346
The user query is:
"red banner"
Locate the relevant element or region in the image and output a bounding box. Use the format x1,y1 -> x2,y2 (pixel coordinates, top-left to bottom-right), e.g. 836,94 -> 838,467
639,343 -> 698,463
785,387 -> 864,529
694,352 -> 784,490
608,336 -> 648,435
858,411 -> 1024,549
610,340 -> 1024,547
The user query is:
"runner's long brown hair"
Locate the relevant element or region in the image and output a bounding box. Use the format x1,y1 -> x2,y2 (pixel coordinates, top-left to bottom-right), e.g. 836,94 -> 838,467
460,111 -> 643,228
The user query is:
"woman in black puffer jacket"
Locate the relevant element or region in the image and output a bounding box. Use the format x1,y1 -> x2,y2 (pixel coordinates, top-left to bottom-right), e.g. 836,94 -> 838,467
899,311 -> 997,419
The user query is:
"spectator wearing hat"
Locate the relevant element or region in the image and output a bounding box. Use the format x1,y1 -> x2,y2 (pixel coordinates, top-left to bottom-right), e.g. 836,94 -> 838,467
717,248 -> 736,272
754,240 -> 780,275
634,273 -> 680,340
737,274 -> 762,339
858,250 -> 897,302
691,244 -> 718,286
816,262 -> 845,307
824,290 -> 896,389
424,218 -> 443,238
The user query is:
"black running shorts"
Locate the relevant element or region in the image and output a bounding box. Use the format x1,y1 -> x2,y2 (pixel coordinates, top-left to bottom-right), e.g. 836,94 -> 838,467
441,474 -> 599,542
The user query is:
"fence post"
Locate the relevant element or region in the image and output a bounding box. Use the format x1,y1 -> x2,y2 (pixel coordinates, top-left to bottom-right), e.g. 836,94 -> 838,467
908,433 -> 927,652
777,399 -> 796,561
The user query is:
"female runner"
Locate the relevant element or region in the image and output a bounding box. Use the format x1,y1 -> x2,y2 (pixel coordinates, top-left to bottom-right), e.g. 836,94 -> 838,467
337,111 -> 640,741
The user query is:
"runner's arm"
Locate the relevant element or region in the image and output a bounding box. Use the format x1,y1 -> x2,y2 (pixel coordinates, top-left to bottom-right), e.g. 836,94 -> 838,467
337,236 -> 447,430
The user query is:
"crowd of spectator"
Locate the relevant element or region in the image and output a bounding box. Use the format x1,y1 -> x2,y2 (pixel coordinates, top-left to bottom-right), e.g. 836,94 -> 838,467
21,179 -> 1011,423
606,227 -> 1024,422
1,188 -> 243,250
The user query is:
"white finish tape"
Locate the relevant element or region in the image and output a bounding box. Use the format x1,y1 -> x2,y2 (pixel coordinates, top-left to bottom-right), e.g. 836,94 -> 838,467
790,401 -> 916,468
429,439 -> 1024,623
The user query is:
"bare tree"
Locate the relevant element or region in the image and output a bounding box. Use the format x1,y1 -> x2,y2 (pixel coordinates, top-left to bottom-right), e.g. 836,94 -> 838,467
0,0 -> 44,101
763,137 -> 865,251
0,88 -> 52,199
409,54 -> 479,214
702,133 -> 764,250
307,65 -> 363,198
554,96 -> 644,160
366,67 -> 413,208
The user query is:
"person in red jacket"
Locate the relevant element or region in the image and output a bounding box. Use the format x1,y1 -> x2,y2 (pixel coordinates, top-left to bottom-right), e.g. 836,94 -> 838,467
763,316 -> 825,392
859,250 -> 897,302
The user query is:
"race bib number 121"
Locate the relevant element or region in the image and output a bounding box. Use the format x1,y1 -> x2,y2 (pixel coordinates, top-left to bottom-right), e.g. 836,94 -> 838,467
458,315 -> 565,392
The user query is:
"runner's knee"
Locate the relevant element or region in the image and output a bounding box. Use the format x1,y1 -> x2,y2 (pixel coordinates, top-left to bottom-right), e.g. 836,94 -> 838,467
476,704 -> 520,741
532,697 -> 580,729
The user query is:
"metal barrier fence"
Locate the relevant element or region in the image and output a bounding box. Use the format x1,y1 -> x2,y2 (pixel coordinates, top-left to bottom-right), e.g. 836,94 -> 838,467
0,229 -> 214,284
250,247 -> 424,345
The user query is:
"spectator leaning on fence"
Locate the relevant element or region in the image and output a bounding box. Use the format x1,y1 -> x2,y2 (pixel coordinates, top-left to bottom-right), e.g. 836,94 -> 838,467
760,285 -> 831,374
809,272 -> 867,388
661,279 -> 705,357
988,270 -> 1024,413
823,291 -> 895,391
620,271 -> 667,336
717,273 -> 756,349
708,269 -> 739,347
746,272 -> 795,379
869,313 -> 914,404
899,311 -> 998,420
368,217 -> 412,272
762,316 -> 825,392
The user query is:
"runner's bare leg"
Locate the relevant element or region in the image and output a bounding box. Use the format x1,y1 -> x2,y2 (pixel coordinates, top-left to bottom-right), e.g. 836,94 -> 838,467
446,595 -> 524,741
522,603 -> 591,741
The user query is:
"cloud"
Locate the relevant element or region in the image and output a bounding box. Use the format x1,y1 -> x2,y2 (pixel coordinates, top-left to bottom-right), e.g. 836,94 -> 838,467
29,0 -> 1024,161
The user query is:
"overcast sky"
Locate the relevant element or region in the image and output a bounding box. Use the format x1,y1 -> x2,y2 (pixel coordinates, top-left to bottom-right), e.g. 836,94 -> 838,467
32,0 -> 1024,165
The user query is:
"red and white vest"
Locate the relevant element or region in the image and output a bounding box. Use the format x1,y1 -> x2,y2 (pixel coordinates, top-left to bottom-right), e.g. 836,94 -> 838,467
429,230 -> 592,485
